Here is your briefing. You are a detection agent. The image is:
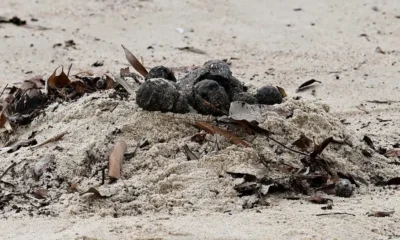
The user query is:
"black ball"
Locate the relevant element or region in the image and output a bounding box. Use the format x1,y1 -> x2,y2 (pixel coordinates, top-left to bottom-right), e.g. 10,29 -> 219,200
193,79 -> 230,115
255,85 -> 283,105
145,66 -> 176,82
136,78 -> 188,113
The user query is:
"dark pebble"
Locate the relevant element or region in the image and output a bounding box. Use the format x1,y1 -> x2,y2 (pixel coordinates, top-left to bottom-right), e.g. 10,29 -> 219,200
145,66 -> 176,82
255,85 -> 283,105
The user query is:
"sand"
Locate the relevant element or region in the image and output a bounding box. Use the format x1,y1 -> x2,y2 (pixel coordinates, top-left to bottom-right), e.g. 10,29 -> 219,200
1,0 -> 400,239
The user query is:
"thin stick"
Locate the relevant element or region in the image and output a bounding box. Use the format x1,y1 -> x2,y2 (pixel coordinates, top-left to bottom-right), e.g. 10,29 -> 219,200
316,212 -> 355,217
67,63 -> 73,77
32,131 -> 67,149
0,162 -> 16,179
0,84 -> 8,98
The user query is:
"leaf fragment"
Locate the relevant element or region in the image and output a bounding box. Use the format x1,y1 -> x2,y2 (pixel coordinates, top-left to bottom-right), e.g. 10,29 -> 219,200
363,135 -> 375,150
121,45 -> 148,77
375,46 -> 385,54
33,188 -> 48,199
385,148 -> 400,157
80,187 -> 109,199
296,79 -> 321,92
276,86 -> 287,97
183,144 -> 199,160
292,134 -> 313,151
309,195 -> 332,204
177,46 -> 207,55
47,66 -> 71,89
192,121 -> 250,148
369,211 -> 394,217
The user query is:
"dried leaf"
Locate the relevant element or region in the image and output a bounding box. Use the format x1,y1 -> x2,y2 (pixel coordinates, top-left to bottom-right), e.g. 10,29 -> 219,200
192,121 -> 250,148
33,188 -> 48,199
121,45 -> 148,77
385,148 -> 400,157
375,46 -> 385,54
309,195 -> 332,204
369,211 -> 394,217
120,67 -> 130,77
105,75 -> 116,90
113,75 -> 136,95
363,135 -> 375,150
80,187 -> 108,199
47,66 -> 71,89
292,134 -> 313,150
67,183 -> 78,193
177,46 -> 207,55
310,137 -> 333,159
190,132 -> 207,144
234,182 -> 259,196
296,79 -> 321,92
70,81 -> 93,94
276,86 -> 287,98
386,177 -> 400,185
183,144 -> 199,160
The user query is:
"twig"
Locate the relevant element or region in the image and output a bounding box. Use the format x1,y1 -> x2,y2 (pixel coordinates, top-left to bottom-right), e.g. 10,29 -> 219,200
32,131 -> 67,149
0,84 -> 8,98
67,63 -> 72,77
0,162 -> 16,179
316,212 -> 355,217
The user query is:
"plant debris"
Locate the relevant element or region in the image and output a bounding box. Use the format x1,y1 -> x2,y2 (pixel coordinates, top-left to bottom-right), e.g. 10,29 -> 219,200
108,140 -> 127,182
375,46 -> 385,54
385,149 -> 400,157
121,45 -> 148,77
177,46 -> 207,55
368,211 -> 395,217
296,79 -> 321,92
192,121 -> 250,147
0,16 -> 26,26
80,187 -> 110,199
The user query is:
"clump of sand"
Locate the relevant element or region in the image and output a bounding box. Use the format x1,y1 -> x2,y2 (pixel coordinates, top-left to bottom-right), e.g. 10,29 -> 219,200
0,90 -> 397,218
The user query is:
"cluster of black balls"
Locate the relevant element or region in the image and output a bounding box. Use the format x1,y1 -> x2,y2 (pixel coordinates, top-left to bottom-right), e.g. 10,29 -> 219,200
136,60 -> 283,115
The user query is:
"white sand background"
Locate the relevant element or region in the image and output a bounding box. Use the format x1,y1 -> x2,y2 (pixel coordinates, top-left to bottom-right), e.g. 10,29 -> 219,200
0,0 -> 400,239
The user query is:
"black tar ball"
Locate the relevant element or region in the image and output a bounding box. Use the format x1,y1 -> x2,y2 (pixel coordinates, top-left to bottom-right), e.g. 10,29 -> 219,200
193,79 -> 230,115
136,78 -> 189,113
255,85 -> 283,105
145,66 -> 176,82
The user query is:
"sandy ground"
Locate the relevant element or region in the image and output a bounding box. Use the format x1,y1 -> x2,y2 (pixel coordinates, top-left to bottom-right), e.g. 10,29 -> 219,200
1,0 -> 400,239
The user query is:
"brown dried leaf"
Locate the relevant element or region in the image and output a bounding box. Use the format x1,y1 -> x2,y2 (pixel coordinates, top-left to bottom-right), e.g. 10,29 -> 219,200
105,75 -> 116,90
309,195 -> 332,204
121,45 -> 148,77
292,134 -> 313,150
375,46 -> 385,54
363,135 -> 375,150
385,148 -> 400,157
33,188 -> 48,199
369,211 -> 394,217
191,132 -> 207,144
68,183 -> 78,193
0,110 -> 8,129
276,86 -> 287,98
70,81 -> 93,94
80,187 -> 108,199
192,121 -> 250,148
47,66 -> 71,89
296,79 -> 321,92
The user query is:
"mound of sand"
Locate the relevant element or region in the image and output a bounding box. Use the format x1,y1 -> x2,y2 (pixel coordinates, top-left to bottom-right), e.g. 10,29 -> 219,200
0,89 -> 397,218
